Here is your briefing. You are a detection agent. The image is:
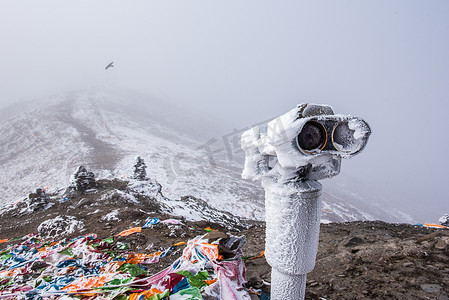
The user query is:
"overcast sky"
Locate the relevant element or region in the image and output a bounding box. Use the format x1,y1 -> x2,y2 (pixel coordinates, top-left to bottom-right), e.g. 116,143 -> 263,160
1,1 -> 448,222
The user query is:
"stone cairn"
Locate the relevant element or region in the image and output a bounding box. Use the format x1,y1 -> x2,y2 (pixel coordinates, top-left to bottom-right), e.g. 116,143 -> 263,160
26,188 -> 50,212
64,166 -> 98,196
133,156 -> 147,181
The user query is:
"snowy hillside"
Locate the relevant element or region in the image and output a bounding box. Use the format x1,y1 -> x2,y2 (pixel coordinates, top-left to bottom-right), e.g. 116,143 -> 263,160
0,87 -> 413,223
0,88 -> 263,220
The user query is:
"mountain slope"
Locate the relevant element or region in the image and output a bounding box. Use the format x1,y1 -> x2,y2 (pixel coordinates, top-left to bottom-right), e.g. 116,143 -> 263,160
0,87 -> 413,223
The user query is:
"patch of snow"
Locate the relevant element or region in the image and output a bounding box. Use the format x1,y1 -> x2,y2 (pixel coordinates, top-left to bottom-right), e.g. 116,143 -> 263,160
37,215 -> 84,239
43,202 -> 55,210
101,209 -> 121,222
114,189 -> 139,204
439,214 -> 449,225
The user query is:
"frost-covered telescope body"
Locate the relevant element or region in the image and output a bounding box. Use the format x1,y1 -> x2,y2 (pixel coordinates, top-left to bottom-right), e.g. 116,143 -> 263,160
241,103 -> 370,300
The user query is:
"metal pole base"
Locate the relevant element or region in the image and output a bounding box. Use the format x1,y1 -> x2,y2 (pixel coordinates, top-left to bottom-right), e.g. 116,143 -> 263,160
271,268 -> 307,300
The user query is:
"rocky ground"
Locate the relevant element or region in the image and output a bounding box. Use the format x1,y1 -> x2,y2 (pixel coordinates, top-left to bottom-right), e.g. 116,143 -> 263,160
1,179 -> 448,299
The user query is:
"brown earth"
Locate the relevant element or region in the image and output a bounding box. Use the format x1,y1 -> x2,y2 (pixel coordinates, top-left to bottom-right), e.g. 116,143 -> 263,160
1,179 -> 448,299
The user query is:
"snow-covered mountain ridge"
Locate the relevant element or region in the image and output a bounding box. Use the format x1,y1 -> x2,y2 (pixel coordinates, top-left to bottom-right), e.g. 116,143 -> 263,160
0,87 -> 413,223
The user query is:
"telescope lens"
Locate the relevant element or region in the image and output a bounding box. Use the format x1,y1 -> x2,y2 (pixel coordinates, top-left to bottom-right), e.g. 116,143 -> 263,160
297,121 -> 326,152
332,121 -> 357,152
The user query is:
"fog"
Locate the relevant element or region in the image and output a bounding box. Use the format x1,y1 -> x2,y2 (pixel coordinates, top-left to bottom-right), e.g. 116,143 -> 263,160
1,1 -> 448,222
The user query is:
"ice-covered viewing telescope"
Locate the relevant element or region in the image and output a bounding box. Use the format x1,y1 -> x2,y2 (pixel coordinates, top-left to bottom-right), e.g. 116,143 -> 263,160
241,103 -> 371,300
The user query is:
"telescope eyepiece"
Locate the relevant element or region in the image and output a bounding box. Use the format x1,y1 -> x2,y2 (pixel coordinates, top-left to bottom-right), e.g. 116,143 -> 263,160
332,121 -> 357,153
297,121 -> 326,153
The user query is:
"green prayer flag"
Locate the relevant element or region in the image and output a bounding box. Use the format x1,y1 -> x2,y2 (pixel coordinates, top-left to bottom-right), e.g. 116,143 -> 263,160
103,237 -> 114,244
148,289 -> 169,300
58,247 -> 74,256
119,263 -> 147,277
171,287 -> 204,299
176,270 -> 209,289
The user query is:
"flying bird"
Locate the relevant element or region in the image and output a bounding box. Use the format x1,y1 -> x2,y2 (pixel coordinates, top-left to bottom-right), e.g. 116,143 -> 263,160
105,62 -> 114,70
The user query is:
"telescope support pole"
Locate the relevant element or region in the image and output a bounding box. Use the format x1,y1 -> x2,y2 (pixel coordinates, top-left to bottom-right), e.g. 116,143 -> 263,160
271,268 -> 307,299
262,178 -> 322,300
